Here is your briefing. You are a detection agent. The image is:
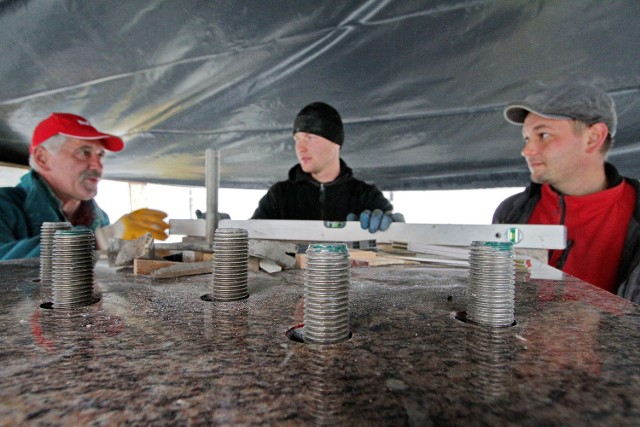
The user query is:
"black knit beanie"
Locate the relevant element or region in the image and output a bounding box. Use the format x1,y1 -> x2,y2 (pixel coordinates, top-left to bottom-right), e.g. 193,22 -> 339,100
293,102 -> 344,147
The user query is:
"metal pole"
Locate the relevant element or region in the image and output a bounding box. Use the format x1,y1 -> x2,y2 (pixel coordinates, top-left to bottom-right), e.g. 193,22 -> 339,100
205,148 -> 220,246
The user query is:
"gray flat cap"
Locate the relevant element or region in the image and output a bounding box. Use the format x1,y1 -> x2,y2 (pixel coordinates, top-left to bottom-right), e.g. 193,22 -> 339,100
504,84 -> 616,137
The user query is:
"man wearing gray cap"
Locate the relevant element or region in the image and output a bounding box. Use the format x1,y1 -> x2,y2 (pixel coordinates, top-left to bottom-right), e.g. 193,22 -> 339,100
252,102 -> 404,233
493,84 -> 640,303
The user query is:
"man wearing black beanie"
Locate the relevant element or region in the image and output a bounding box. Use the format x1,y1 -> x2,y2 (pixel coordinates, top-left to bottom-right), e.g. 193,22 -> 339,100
251,102 -> 404,233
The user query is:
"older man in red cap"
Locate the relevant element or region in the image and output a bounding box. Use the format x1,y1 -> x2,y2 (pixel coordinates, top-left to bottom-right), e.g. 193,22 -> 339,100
0,113 -> 168,259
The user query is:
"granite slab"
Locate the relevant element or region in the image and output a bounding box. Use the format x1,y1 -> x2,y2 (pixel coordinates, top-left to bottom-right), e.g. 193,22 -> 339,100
0,258 -> 639,426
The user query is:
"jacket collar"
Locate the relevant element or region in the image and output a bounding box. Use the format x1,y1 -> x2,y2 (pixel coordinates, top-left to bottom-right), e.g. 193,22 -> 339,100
288,158 -> 353,186
527,162 -> 625,197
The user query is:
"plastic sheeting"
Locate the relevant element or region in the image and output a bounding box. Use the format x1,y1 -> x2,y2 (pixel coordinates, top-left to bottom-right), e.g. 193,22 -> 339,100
1,0 -> 639,190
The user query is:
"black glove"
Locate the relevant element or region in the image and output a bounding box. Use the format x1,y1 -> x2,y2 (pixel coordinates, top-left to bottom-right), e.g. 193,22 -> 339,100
195,210 -> 231,220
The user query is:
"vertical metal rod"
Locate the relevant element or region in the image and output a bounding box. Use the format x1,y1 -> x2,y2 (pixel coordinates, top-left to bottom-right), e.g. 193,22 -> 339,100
205,149 -> 220,246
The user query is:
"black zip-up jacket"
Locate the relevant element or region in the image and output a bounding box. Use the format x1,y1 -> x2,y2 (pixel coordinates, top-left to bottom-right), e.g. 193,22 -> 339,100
492,163 -> 640,304
251,159 -> 393,221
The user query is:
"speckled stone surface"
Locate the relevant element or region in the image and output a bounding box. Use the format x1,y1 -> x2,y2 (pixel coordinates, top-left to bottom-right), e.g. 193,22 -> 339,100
1,258 -> 639,426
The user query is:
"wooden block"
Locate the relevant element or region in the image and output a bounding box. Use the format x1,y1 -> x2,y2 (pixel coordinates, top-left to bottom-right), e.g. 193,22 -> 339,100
134,259 -> 181,275
249,256 -> 261,272
348,248 -> 379,260
296,253 -> 307,269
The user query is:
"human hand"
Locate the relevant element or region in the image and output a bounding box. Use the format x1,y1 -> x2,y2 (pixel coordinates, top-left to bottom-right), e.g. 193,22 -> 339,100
117,208 -> 169,240
347,209 -> 405,233
95,208 -> 169,248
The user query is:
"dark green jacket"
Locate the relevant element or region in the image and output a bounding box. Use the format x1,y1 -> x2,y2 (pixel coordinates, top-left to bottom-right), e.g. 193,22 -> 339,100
0,170 -> 110,260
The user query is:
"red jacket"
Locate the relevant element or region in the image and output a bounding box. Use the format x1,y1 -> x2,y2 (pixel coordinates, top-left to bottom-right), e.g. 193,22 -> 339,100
493,163 -> 640,304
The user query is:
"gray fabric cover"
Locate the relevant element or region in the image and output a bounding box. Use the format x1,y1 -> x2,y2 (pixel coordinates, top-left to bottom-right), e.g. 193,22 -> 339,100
0,1 -> 638,190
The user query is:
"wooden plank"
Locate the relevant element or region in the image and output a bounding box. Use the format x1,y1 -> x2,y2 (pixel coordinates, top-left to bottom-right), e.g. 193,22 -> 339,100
151,261 -> 212,279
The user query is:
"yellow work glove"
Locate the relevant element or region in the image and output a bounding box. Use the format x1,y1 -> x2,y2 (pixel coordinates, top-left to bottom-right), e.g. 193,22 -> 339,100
95,208 -> 169,249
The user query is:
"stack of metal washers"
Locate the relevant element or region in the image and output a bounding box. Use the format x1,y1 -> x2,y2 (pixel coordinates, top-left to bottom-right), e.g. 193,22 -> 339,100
212,228 -> 249,301
306,347 -> 348,425
304,243 -> 351,344
468,325 -> 514,402
51,228 -> 96,309
204,303 -> 249,348
40,221 -> 72,302
467,241 -> 515,327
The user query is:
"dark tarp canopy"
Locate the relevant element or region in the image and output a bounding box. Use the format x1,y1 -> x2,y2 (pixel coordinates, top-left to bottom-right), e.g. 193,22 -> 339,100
1,0 -> 639,190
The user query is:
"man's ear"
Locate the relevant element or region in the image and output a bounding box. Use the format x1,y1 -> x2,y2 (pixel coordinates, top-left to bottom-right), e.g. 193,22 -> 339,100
32,146 -> 51,171
585,123 -> 608,153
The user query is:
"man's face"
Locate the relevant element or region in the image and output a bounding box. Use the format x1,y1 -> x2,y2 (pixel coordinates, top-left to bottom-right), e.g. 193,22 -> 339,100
44,137 -> 106,202
521,113 -> 589,187
293,132 -> 340,175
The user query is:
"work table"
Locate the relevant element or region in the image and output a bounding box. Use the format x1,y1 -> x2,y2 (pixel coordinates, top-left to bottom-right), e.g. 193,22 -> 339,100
1,257 -> 639,425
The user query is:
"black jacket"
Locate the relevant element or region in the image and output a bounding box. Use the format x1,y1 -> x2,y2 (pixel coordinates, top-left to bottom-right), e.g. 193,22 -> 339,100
493,163 -> 640,304
251,159 -> 392,221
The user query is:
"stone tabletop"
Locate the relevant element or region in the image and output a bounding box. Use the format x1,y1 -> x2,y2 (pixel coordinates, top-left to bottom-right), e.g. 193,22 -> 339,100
1,258 -> 639,426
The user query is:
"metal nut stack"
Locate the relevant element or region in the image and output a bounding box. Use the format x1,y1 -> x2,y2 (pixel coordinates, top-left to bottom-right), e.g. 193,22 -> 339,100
51,228 -> 96,309
211,228 -> 249,301
40,221 -> 72,302
468,325 -> 514,402
304,243 -> 351,344
306,347 -> 348,424
467,241 -> 515,327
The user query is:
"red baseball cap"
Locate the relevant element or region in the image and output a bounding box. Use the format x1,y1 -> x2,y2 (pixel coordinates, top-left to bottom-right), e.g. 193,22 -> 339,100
31,113 -> 124,153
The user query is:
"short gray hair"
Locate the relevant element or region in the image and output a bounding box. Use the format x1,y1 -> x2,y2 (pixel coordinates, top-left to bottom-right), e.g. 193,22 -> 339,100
28,134 -> 68,171
571,119 -> 613,154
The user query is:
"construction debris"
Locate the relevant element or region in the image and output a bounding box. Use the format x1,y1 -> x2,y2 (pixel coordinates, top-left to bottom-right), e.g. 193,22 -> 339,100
108,233 -> 155,266
249,239 -> 297,268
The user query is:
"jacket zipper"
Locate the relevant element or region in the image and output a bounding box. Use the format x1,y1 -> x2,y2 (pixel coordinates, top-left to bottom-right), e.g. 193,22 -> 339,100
554,194 -> 574,269
319,183 -> 326,220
